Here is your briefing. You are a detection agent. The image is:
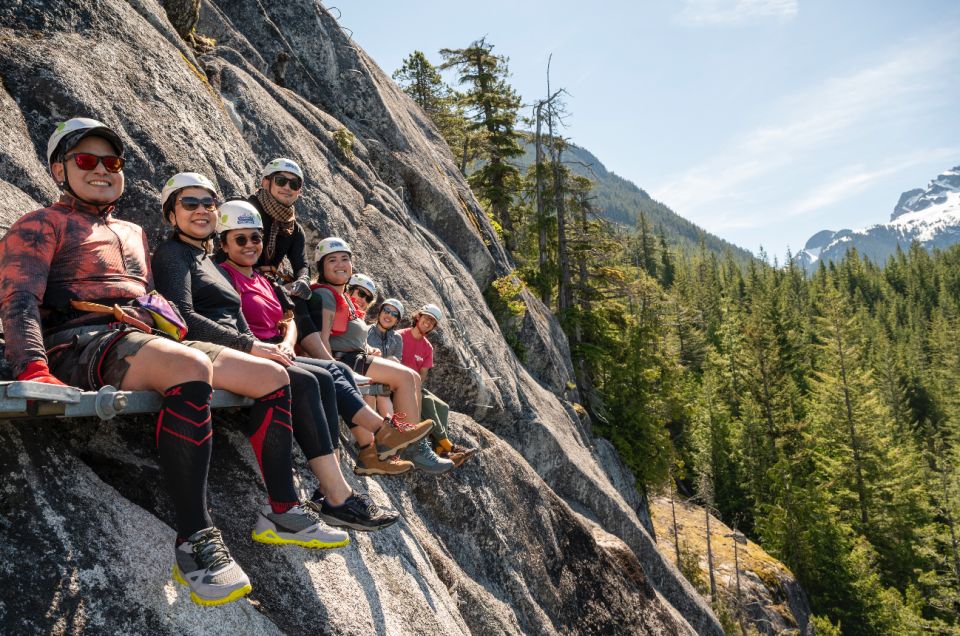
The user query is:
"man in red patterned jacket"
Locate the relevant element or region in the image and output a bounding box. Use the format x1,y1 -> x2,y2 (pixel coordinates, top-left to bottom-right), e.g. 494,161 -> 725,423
0,118 -> 255,606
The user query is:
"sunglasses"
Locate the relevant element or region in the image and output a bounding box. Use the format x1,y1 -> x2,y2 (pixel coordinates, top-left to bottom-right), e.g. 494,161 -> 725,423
272,175 -> 303,190
352,289 -> 373,302
66,152 -> 124,173
232,233 -> 263,247
178,196 -> 218,211
381,307 -> 399,318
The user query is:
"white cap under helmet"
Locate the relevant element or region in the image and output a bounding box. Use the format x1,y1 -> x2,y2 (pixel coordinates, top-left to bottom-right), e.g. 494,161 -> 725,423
262,158 -> 304,180
47,117 -> 124,167
417,303 -> 443,323
381,298 -> 404,317
314,237 -> 352,263
349,273 -> 377,296
160,172 -> 218,209
217,200 -> 263,233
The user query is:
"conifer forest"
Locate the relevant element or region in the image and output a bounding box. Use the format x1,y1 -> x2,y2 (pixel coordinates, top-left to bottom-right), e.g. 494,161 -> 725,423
395,41 -> 960,634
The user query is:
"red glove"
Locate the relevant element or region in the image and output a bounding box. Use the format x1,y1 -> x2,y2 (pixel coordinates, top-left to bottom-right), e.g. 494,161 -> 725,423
17,360 -> 67,386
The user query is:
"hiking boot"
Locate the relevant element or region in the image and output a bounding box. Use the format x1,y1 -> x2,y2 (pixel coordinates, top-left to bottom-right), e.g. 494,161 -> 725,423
438,442 -> 478,468
252,504 -> 350,549
374,414 -> 434,460
172,527 -> 252,606
402,438 -> 455,474
354,443 -> 413,476
310,492 -> 400,532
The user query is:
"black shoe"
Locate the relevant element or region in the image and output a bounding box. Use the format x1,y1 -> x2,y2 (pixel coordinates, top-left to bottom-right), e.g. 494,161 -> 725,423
310,492 -> 400,532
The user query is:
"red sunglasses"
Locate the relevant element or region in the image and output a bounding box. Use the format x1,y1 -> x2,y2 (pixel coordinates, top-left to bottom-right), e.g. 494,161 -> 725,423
65,152 -> 125,173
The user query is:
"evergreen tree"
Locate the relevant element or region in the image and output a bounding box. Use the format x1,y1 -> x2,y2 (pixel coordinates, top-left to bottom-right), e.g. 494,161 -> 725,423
441,38 -> 524,252
393,50 -> 476,170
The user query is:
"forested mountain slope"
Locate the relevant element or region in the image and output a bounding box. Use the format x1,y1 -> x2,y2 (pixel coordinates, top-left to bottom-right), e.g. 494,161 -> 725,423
0,0 -> 721,633
513,138 -> 756,263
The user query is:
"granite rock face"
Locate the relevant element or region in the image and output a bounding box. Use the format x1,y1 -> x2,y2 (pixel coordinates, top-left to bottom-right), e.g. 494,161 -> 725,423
0,1 -> 721,633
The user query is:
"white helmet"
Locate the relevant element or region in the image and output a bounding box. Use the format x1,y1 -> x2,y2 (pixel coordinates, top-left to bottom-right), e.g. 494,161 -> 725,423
381,298 -> 404,318
160,172 -> 218,209
349,273 -> 377,296
314,237 -> 352,263
416,303 -> 443,324
47,117 -> 124,167
262,157 -> 304,180
217,200 -> 263,233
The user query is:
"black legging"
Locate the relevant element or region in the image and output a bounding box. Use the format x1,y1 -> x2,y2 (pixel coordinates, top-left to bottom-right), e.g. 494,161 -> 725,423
294,357 -> 367,427
286,363 -> 338,458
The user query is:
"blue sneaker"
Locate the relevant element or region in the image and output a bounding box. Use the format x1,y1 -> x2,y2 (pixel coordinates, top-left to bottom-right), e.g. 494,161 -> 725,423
402,438 -> 454,474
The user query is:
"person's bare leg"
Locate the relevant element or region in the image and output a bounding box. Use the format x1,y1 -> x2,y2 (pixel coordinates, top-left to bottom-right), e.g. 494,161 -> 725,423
299,333 -> 329,360
375,395 -> 393,417
210,348 -> 287,396
120,339 -> 211,391
364,358 -> 420,421
308,455 -> 352,505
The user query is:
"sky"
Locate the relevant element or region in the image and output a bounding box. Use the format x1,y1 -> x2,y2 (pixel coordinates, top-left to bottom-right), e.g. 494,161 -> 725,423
340,1 -> 960,257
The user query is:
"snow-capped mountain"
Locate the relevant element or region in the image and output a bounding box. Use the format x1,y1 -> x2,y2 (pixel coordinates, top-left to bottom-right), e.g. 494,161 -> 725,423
796,166 -> 960,271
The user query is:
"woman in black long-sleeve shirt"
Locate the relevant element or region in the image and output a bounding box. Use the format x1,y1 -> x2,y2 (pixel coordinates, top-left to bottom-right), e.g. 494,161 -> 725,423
152,178 -> 402,531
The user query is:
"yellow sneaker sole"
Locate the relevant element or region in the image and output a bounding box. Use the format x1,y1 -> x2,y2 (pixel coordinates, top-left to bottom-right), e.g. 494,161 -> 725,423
251,528 -> 350,549
172,565 -> 253,606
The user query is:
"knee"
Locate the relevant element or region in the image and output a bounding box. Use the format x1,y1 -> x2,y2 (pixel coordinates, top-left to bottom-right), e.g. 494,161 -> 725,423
263,361 -> 289,389
288,365 -> 319,392
401,367 -> 418,389
316,370 -> 335,393
177,349 -> 213,383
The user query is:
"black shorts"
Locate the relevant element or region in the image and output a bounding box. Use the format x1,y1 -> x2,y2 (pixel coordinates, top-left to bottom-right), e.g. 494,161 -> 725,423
334,350 -> 372,374
45,325 -> 223,390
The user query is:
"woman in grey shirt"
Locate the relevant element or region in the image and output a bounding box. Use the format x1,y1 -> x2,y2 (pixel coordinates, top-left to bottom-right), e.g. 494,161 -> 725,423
366,298 -> 404,362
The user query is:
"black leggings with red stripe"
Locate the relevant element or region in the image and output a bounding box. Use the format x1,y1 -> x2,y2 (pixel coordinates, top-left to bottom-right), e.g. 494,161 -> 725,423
156,380 -> 299,538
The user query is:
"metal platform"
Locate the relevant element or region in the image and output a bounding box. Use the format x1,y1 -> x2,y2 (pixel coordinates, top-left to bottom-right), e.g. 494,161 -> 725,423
0,374 -> 390,421
0,381 -> 253,420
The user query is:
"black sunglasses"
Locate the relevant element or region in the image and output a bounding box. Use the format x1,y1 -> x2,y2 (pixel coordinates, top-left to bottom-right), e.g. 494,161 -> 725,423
232,232 -> 263,247
272,175 -> 303,190
179,195 -> 218,211
381,307 -> 399,318
352,288 -> 373,302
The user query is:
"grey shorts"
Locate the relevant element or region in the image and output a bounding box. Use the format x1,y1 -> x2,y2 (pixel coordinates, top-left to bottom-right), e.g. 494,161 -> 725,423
46,325 -> 223,391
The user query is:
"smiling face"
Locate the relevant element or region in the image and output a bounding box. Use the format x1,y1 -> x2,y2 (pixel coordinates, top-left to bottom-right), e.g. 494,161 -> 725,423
349,286 -> 372,312
170,186 -> 218,239
222,228 -> 264,267
321,251 -> 352,287
51,136 -> 124,204
378,305 -> 399,329
262,171 -> 302,207
416,314 -> 437,335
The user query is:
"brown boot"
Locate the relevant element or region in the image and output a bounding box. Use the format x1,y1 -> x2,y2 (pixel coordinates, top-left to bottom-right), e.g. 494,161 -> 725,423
374,415 -> 434,460
354,444 -> 413,476
438,442 -> 478,468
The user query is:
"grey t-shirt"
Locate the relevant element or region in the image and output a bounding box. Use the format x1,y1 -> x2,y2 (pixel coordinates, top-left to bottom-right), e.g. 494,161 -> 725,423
315,287 -> 369,352
366,326 -> 403,360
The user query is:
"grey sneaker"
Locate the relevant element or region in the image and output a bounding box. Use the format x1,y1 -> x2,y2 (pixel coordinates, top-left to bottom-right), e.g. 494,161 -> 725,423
252,504 -> 350,549
402,438 -> 455,474
172,527 -> 252,606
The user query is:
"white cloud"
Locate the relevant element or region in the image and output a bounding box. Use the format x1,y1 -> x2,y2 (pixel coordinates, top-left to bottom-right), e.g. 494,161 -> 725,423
677,0 -> 798,26
651,28 -> 960,230
784,149 -> 960,218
